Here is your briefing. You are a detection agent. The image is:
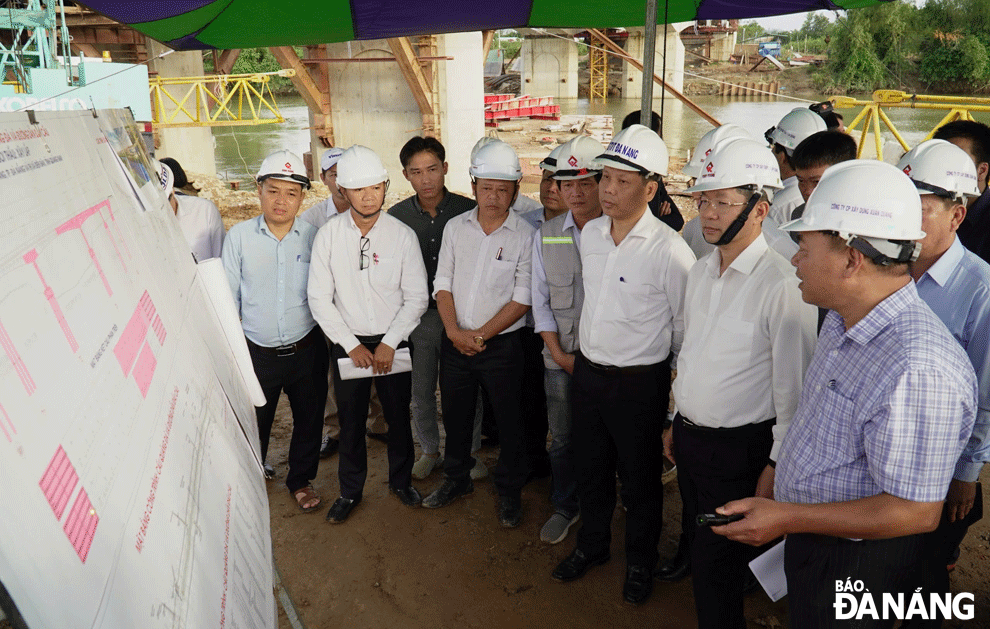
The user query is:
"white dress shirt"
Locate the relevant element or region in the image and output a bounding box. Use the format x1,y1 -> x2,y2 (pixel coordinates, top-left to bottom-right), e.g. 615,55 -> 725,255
299,198 -> 343,230
512,194 -> 543,214
175,194 -> 225,261
579,209 -> 696,367
532,210 -> 583,334
308,211 -> 428,353
673,233 -> 817,460
762,176 -> 801,261
433,208 -> 535,333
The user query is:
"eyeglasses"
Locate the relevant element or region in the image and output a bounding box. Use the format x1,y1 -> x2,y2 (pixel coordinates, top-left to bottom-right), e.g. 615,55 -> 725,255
359,236 -> 370,270
696,198 -> 748,213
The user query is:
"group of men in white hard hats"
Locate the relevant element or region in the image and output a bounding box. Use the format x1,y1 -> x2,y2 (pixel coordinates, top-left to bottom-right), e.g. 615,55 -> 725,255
210,100 -> 990,626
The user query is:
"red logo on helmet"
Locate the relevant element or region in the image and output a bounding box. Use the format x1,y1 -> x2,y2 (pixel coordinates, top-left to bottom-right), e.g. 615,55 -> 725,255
706,161 -> 714,173
568,155 -> 578,167
284,162 -> 292,170
902,165 -> 911,176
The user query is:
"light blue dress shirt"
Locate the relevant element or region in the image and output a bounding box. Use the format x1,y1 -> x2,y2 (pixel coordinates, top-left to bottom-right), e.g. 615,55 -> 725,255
917,236 -> 990,482
221,215 -> 317,347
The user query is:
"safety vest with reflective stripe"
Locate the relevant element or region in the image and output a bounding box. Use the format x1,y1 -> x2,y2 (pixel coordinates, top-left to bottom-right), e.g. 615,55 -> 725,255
539,213 -> 584,369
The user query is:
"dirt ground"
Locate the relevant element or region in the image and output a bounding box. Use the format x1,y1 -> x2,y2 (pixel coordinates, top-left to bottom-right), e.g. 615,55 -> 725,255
195,124 -> 989,629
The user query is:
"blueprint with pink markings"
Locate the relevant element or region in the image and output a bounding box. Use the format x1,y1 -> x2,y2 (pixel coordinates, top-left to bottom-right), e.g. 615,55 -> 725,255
0,109 -> 274,629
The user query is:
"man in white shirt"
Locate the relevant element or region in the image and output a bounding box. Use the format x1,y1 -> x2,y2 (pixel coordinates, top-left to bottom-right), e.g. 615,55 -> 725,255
307,146 -> 428,524
550,125 -> 696,606
423,140 -> 535,528
530,136 -> 604,544
762,108 -> 827,260
670,137 -> 817,628
154,160 -> 225,261
300,146 -> 350,229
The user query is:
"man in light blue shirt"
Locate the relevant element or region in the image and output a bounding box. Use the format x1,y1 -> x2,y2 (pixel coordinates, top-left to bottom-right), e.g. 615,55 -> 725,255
222,150 -> 328,513
898,140 -> 990,626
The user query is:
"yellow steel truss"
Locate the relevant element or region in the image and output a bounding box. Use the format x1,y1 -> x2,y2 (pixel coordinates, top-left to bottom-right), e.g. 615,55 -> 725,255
149,70 -> 295,127
589,44 -> 608,102
833,90 -> 988,160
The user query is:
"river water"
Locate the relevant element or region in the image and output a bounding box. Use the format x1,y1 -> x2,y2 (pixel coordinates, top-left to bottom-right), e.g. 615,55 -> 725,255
213,93 -> 969,180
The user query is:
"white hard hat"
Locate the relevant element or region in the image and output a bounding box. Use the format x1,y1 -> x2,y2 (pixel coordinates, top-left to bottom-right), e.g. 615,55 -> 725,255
683,124 -> 751,178
152,159 -> 174,197
320,147 -> 345,173
597,124 -> 669,177
685,138 -> 783,195
896,139 -> 980,202
769,107 -> 828,154
470,136 -> 500,163
469,140 -> 522,181
539,143 -> 566,172
780,160 -> 925,264
257,149 -> 311,189
554,136 -> 604,180
336,145 -> 389,189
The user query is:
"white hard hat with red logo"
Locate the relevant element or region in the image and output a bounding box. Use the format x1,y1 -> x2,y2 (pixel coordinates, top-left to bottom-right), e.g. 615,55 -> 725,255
685,137 -> 783,195
539,143 -> 566,172
554,136 -> 604,181
257,149 -> 311,189
470,140 -> 523,181
896,139 -> 980,203
683,124 -> 751,178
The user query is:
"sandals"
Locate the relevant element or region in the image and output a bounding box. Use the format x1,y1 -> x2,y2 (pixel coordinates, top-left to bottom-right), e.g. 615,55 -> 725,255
292,484 -> 322,512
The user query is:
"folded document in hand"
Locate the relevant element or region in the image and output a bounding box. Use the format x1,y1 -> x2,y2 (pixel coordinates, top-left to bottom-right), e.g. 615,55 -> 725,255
337,347 -> 412,380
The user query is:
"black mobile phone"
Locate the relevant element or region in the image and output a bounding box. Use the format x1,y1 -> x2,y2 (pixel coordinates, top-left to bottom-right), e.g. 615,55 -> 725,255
696,513 -> 744,527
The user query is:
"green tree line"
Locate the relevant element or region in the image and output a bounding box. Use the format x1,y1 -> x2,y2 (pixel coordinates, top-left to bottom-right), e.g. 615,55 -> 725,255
201,48 -> 300,94
745,0 -> 990,94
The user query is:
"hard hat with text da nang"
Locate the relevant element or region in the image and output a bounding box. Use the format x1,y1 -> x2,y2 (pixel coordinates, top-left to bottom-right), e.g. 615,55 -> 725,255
683,124 -> 751,179
554,136 -> 605,180
257,149 -> 311,189
469,140 -> 523,181
596,124 -> 669,177
896,139 -> 980,203
766,107 -> 828,154
336,145 -> 389,189
780,160 -> 925,265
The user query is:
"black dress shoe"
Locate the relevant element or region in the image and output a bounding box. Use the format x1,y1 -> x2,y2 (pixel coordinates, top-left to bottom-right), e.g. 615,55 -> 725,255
623,565 -> 654,605
655,552 -> 691,581
325,497 -> 360,524
498,495 -> 522,528
366,429 -> 389,443
389,485 -> 422,507
422,477 -> 473,509
320,435 -> 339,458
551,548 -> 610,582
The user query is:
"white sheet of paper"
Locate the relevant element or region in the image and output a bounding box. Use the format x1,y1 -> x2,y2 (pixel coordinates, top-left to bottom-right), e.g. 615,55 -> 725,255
338,347 -> 412,380
749,539 -> 788,602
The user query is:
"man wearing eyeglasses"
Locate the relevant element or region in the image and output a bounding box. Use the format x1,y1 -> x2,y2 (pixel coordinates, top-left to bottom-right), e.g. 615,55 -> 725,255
308,145 -> 428,524
668,137 -> 816,628
222,150 -> 329,513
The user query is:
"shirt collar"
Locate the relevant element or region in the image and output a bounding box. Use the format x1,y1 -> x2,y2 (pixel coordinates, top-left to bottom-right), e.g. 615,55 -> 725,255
706,233 -> 769,278
842,281 -> 918,346
411,187 -> 449,215
256,214 -> 300,238
921,236 -> 964,287
468,207 -> 521,232
594,207 -> 656,239
562,210 -> 578,234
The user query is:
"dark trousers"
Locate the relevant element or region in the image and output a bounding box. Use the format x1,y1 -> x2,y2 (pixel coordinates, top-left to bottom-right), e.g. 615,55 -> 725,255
572,353 -> 669,567
674,414 -> 774,629
786,532 -> 926,629
440,330 -> 527,497
249,327 -> 329,493
331,337 -> 414,500
521,326 -> 550,474
902,482 -> 984,628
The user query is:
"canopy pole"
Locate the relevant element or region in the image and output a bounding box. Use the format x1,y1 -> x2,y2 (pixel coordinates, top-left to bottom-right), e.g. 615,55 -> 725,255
659,0 -> 669,136
640,0 -> 658,128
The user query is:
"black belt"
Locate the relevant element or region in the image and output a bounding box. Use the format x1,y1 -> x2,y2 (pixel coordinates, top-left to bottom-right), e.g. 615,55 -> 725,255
677,414 -> 775,435
247,326 -> 320,357
578,352 -> 658,375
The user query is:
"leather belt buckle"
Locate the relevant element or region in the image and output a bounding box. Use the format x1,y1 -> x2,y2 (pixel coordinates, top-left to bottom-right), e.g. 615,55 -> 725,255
275,344 -> 296,357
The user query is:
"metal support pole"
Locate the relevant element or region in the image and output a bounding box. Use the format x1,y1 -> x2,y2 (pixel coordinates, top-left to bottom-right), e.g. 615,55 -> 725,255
640,0 -> 658,127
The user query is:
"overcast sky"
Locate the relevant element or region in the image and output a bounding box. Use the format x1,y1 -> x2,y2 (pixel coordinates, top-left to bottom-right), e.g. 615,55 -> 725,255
750,9 -> 833,32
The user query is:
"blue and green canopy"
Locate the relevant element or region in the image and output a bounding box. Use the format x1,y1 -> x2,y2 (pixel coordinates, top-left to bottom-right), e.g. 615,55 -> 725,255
77,0 -> 882,50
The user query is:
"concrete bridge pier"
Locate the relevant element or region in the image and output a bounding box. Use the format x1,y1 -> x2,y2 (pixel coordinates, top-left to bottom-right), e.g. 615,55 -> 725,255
519,36 -> 578,99
621,25 -> 686,101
